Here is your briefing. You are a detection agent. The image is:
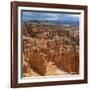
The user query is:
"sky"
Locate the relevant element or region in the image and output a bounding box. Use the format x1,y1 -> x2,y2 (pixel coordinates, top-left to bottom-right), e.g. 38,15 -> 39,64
21,11 -> 80,25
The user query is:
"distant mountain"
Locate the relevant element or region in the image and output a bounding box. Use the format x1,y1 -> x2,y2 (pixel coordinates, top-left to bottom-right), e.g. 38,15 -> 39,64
23,19 -> 79,26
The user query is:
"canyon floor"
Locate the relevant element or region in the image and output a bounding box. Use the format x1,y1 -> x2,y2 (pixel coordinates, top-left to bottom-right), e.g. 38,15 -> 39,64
24,62 -> 69,77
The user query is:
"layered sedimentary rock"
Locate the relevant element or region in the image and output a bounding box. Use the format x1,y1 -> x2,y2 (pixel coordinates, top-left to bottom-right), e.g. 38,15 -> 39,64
22,22 -> 79,76
54,48 -> 79,74
29,48 -> 47,75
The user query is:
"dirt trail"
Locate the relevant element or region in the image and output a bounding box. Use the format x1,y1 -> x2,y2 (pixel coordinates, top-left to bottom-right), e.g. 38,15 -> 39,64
46,62 -> 69,75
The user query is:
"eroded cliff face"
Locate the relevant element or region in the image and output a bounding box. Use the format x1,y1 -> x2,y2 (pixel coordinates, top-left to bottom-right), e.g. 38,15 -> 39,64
22,22 -> 79,77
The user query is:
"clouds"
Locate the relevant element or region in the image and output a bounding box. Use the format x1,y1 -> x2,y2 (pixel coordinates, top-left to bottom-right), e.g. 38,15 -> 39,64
22,11 -> 80,22
22,11 -> 60,21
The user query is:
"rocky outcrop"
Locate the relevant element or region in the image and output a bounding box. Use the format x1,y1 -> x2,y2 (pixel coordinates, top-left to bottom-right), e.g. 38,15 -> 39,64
22,22 -> 79,76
